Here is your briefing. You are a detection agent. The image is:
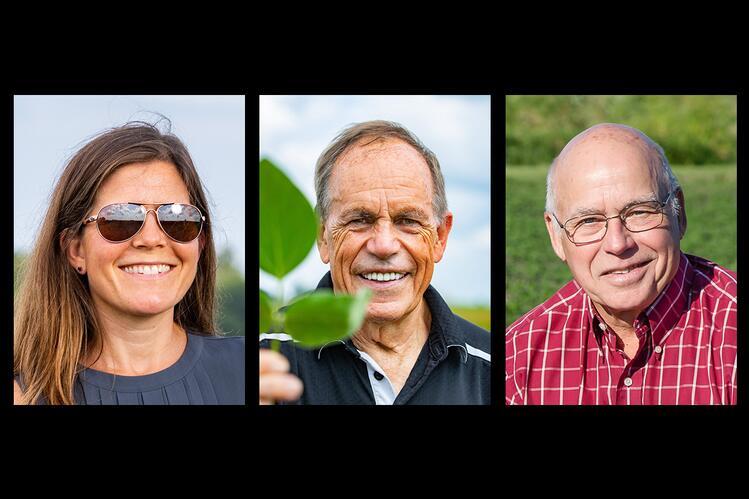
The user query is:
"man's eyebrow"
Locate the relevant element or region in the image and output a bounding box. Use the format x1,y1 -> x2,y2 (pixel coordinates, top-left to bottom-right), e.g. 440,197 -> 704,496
339,208 -> 376,220
338,207 -> 430,221
392,208 -> 429,220
566,194 -> 658,219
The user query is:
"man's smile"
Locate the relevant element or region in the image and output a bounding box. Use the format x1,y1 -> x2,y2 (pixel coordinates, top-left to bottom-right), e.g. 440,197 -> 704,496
356,272 -> 410,289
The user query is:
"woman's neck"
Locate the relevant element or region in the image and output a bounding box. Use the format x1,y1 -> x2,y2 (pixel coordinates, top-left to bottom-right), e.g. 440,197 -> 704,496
83,307 -> 187,376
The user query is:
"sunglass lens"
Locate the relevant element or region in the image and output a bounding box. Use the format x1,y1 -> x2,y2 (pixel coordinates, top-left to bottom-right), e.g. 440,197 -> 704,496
97,204 -> 145,242
158,204 -> 203,242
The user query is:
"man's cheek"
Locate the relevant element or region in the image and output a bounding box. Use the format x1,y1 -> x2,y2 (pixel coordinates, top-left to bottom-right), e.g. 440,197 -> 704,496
413,227 -> 438,263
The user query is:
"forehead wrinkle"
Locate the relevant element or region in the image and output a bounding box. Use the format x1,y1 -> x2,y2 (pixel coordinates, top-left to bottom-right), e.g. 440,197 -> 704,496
330,182 -> 432,215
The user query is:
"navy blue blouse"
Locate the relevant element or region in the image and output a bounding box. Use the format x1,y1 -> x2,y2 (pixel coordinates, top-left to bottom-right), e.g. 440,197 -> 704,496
18,332 -> 245,405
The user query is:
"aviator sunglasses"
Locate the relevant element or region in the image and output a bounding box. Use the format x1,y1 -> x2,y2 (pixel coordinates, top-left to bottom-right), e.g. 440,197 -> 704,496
83,202 -> 205,243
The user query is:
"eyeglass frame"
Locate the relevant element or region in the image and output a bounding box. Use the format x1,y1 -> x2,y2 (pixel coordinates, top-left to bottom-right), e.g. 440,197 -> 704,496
551,189 -> 678,245
82,202 -> 206,243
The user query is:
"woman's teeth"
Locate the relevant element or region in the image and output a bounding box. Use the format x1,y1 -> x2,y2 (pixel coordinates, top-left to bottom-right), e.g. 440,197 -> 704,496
122,264 -> 172,275
361,272 -> 406,282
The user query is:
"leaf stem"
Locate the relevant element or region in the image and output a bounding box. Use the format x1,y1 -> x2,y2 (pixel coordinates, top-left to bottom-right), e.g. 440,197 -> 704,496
270,276 -> 285,353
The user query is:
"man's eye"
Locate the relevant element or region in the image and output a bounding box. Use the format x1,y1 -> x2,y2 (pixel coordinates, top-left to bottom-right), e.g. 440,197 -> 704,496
628,210 -> 654,217
349,218 -> 368,225
399,218 -> 419,226
579,217 -> 601,226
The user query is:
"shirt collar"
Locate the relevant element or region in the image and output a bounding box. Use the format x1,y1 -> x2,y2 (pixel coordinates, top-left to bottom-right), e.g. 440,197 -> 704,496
587,252 -> 694,347
314,272 -> 467,363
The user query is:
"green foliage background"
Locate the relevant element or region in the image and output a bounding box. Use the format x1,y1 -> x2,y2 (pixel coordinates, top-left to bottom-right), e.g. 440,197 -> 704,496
13,248 -> 246,336
506,95 -> 737,165
505,95 -> 737,329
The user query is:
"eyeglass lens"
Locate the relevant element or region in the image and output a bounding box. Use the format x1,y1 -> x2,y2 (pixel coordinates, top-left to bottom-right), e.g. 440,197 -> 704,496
96,203 -> 202,243
568,203 -> 663,243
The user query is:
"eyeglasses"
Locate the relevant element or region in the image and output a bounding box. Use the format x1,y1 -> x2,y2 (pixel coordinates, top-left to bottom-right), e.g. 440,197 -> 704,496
82,203 -> 205,243
552,190 -> 676,245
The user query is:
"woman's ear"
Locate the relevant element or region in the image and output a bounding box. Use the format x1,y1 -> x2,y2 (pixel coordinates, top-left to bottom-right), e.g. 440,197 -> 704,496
64,229 -> 87,273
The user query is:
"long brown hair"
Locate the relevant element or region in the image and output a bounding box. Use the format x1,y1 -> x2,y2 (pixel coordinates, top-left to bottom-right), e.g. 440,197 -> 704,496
14,121 -> 218,405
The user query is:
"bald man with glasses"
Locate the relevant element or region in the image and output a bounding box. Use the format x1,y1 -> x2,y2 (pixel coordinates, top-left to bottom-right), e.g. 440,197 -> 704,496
505,123 -> 737,405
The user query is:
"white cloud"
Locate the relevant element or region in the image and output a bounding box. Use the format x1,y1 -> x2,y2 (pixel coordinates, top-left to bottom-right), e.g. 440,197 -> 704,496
260,95 -> 299,137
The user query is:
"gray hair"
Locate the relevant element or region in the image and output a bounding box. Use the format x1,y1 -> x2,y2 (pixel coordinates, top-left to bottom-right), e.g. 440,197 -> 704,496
545,124 -> 682,231
314,120 -> 448,225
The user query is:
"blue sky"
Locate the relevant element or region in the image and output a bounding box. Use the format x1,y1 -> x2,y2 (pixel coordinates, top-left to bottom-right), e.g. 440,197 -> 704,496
259,95 -> 491,305
13,95 -> 245,275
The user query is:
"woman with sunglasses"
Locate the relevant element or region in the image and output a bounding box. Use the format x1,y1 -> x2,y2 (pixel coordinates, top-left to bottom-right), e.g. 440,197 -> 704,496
13,121 -> 245,405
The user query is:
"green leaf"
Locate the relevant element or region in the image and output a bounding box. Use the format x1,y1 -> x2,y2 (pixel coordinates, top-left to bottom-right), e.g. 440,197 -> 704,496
259,158 -> 319,279
259,289 -> 273,334
284,288 -> 372,348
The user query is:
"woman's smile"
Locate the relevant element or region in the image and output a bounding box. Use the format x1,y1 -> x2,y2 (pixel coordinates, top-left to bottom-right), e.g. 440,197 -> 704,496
119,263 -> 177,280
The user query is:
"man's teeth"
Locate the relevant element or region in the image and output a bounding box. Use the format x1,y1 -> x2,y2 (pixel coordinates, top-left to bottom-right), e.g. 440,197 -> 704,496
361,272 -> 406,282
610,263 -> 644,274
123,264 -> 172,275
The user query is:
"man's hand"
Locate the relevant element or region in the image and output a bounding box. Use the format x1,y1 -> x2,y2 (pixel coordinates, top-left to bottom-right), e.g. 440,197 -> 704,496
259,348 -> 304,405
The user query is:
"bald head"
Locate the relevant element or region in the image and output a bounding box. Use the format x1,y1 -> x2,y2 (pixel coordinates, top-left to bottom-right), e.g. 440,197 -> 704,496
546,123 -> 681,223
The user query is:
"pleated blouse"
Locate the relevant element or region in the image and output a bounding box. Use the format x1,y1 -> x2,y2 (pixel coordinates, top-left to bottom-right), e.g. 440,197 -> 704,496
18,332 -> 245,405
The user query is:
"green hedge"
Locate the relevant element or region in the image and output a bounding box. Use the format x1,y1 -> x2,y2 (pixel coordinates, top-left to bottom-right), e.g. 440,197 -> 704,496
506,95 -> 737,165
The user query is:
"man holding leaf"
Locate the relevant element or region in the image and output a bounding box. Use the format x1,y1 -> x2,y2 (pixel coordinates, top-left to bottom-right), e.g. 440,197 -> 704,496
260,121 -> 490,405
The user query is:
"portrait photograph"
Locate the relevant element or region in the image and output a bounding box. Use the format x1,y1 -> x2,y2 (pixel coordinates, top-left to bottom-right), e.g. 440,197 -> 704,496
13,95 -> 246,405
505,95 -> 737,405
259,94 -> 491,405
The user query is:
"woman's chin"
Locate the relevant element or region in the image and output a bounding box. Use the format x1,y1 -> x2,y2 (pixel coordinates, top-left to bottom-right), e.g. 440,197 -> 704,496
122,299 -> 175,317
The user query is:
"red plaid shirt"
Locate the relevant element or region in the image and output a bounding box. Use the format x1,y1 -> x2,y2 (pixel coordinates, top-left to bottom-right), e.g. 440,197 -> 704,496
506,253 -> 737,405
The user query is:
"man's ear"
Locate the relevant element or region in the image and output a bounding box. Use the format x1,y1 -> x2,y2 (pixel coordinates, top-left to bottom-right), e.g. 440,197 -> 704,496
63,230 -> 87,271
433,211 -> 453,263
676,188 -> 687,239
544,212 -> 567,262
317,219 -> 330,264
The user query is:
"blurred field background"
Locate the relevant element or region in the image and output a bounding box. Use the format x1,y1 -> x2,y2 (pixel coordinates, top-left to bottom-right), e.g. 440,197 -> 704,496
506,95 -> 737,328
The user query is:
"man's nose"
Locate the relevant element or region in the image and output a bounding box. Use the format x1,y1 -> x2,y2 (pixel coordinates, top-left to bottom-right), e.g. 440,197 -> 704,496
366,221 -> 401,258
601,217 -> 636,254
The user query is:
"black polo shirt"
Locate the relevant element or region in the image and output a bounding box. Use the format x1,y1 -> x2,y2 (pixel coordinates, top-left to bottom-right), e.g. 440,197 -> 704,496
259,272 -> 490,405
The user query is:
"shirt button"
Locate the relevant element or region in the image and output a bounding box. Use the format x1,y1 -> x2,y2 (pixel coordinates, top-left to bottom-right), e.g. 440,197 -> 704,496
654,346 -> 663,354
374,372 -> 384,381
624,377 -> 633,387
598,322 -> 607,331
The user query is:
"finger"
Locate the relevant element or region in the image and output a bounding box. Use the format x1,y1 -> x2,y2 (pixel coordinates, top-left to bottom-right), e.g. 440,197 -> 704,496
259,348 -> 290,374
259,373 -> 303,402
